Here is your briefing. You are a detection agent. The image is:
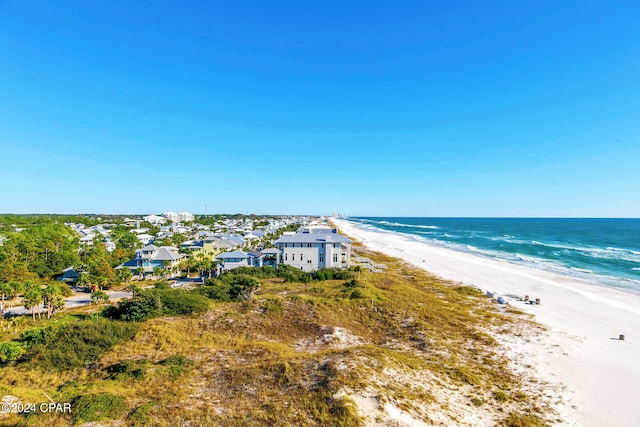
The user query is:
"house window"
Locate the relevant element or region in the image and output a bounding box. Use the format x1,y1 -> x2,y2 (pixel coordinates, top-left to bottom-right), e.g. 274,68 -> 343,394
285,254 -> 288,261
308,260 -> 312,264
292,254 -> 295,261
333,254 -> 338,263
307,243 -> 311,247
319,254 -> 324,263
300,253 -> 303,261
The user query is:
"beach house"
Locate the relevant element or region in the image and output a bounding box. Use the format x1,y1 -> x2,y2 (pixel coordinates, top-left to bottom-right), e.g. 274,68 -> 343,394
215,250 -> 265,275
118,244 -> 184,277
274,227 -> 352,272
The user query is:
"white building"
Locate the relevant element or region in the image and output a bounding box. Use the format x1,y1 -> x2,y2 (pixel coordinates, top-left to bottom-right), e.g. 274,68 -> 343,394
162,212 -> 179,222
274,227 -> 352,272
143,214 -> 168,226
162,211 -> 194,223
178,212 -> 194,222
215,250 -> 264,275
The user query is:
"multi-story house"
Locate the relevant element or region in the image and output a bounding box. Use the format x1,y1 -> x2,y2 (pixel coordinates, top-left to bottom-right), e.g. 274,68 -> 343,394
274,227 -> 352,272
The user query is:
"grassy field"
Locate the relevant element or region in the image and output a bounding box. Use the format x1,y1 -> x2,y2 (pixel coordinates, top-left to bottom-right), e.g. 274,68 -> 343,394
0,247 -> 551,426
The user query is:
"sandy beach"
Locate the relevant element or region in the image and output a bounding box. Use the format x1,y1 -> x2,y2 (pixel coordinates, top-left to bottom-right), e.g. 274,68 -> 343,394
333,218 -> 640,427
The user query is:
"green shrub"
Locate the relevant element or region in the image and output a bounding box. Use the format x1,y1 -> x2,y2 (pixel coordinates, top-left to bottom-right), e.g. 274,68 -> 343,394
103,292 -> 162,322
160,354 -> 192,377
493,390 -> 508,402
129,403 -> 155,426
104,289 -> 209,321
0,341 -> 26,363
73,392 -> 128,423
26,320 -> 139,370
19,327 -> 51,347
223,266 -> 277,279
200,274 -> 259,301
154,289 -> 210,315
503,412 -> 546,427
106,359 -> 151,380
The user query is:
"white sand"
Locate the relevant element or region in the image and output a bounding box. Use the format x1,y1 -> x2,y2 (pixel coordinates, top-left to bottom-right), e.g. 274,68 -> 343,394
333,218 -> 640,426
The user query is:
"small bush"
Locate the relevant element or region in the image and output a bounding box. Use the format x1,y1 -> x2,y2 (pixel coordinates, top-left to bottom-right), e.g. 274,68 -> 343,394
471,397 -> 484,406
0,341 -> 26,363
343,279 -> 361,289
73,392 -> 128,424
493,390 -> 508,402
160,354 -> 192,377
19,328 -> 51,347
104,289 -> 209,321
200,274 -> 259,301
106,359 -> 151,380
504,412 -> 546,427
455,286 -> 483,297
129,403 -> 155,426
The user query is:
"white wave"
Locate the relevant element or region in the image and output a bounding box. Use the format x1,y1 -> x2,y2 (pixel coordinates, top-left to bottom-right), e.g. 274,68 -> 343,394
570,267 -> 594,274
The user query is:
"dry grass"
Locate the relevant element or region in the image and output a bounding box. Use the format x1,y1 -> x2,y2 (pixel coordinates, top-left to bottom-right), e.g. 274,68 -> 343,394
0,247 -> 554,426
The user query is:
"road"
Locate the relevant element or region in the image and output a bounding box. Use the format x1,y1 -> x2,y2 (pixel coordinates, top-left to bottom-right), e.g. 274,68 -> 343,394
2,289 -> 133,317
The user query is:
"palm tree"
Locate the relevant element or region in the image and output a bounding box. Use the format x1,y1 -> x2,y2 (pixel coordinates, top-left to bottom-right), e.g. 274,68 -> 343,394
90,290 -> 109,305
153,266 -> 164,279
135,267 -> 145,281
116,268 -> 133,285
126,283 -> 142,298
42,285 -> 65,319
23,288 -> 43,322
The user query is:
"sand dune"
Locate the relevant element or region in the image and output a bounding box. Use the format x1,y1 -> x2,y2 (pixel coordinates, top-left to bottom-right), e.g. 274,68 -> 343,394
333,218 -> 640,426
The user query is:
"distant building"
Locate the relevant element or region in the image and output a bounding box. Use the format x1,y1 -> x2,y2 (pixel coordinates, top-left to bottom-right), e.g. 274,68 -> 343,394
178,212 -> 194,222
163,212 -> 179,223
274,227 -> 352,272
143,214 -> 168,226
162,211 -> 194,223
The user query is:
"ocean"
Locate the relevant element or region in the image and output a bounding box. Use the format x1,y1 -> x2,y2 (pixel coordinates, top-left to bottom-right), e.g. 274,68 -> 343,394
345,217 -> 640,293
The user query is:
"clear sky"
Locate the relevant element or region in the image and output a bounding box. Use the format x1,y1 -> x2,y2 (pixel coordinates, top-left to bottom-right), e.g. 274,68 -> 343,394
1,1 -> 638,217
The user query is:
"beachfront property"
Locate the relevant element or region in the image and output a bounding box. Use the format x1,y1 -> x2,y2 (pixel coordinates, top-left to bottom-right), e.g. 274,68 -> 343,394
215,250 -> 264,275
274,227 -> 352,272
118,244 -> 184,276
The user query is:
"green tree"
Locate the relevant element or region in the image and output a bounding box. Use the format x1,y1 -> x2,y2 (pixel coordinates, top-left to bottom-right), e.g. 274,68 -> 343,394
91,291 -> 109,305
135,267 -> 145,281
116,268 -> 133,285
153,266 -> 164,279
42,284 -> 66,319
0,282 -> 13,304
23,288 -> 43,321
126,284 -> 142,298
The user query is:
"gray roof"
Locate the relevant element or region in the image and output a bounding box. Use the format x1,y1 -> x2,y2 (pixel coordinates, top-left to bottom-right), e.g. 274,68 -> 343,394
216,250 -> 249,260
274,232 -> 352,245
154,247 -> 183,261
141,244 -> 160,251
261,248 -> 281,254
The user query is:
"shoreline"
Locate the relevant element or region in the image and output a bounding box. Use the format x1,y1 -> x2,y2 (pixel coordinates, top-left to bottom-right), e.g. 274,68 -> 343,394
333,218 -> 640,426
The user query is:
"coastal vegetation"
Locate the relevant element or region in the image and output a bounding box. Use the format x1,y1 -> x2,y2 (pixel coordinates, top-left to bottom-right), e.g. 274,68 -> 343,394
0,241 -> 552,426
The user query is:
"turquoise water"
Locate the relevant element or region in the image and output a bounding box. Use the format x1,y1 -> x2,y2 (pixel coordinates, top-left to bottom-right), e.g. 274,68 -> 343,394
346,217 -> 640,293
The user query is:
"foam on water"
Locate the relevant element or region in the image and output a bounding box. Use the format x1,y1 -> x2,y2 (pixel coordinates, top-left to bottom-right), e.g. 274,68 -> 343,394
346,217 -> 640,293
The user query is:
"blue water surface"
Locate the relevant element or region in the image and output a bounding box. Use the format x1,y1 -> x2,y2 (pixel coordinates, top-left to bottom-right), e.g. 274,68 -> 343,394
346,217 -> 640,293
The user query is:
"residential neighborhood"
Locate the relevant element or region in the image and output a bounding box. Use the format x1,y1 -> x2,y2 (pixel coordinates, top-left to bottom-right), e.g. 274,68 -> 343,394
0,213 -> 357,318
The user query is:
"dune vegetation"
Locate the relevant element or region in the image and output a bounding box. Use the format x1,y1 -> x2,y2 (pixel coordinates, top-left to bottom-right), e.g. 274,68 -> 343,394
0,245 -> 552,426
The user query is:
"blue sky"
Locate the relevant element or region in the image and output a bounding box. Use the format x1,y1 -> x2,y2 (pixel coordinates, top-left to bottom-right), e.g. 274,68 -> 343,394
1,1 -> 639,216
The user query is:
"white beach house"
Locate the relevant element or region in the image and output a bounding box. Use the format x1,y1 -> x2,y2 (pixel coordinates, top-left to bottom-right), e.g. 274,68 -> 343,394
274,227 -> 352,272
